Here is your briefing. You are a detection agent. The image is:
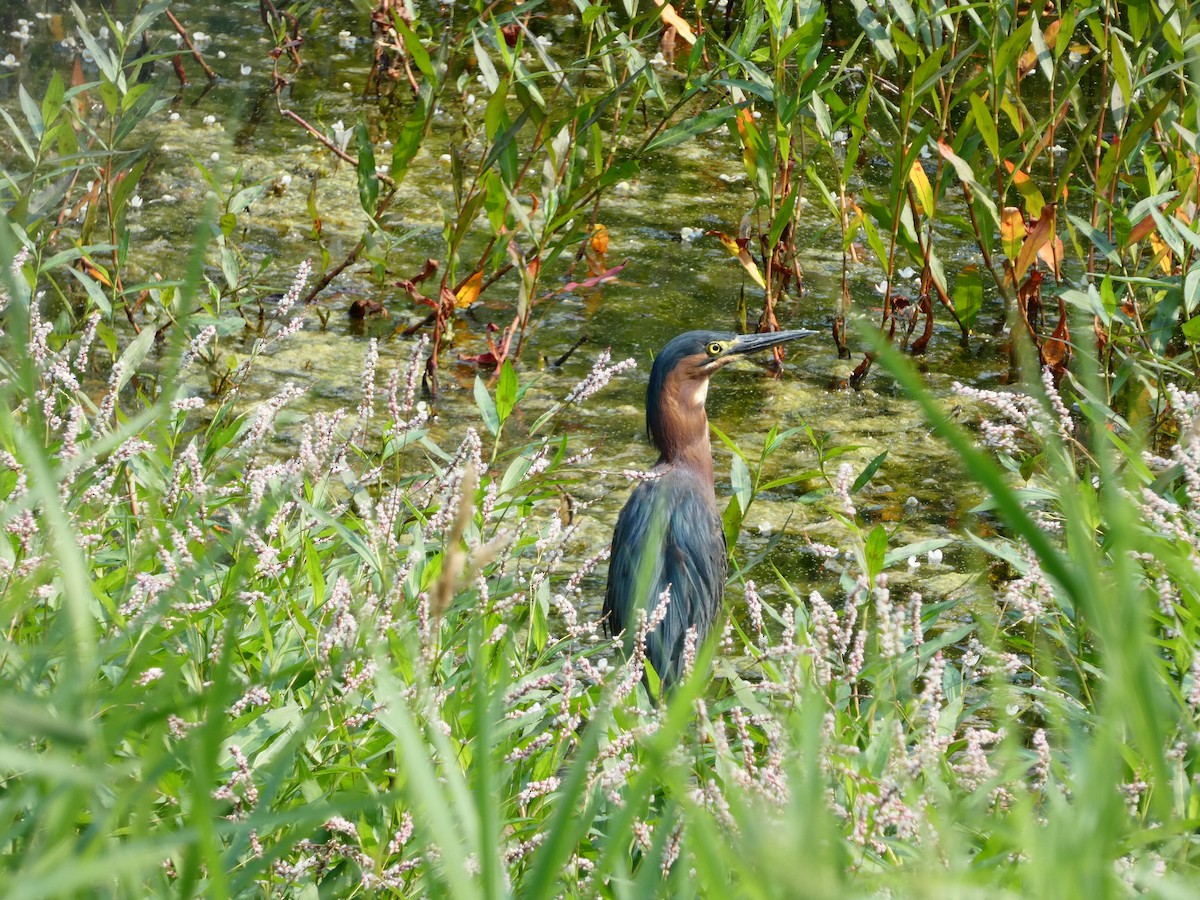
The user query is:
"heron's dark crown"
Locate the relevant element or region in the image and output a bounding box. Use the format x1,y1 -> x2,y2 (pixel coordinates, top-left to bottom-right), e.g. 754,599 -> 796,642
647,329 -> 733,398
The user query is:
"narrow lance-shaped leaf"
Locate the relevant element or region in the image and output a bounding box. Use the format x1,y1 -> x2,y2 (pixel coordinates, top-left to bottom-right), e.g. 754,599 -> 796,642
659,4 -> 697,44
908,160 -> 935,217
355,123 -> 378,217
967,92 -> 999,160
1005,161 -> 1046,219
707,231 -> 766,288
1012,207 -> 1056,283
936,140 -> 1000,227
955,264 -> 984,332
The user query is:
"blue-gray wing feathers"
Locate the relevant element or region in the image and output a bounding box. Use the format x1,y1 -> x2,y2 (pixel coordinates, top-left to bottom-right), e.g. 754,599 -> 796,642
603,470 -> 727,686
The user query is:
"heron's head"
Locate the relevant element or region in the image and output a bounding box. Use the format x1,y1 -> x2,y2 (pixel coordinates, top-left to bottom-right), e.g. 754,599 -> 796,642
646,328 -> 817,449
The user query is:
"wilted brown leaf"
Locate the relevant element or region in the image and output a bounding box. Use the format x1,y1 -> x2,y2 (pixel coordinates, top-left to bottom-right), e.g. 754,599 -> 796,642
1042,298 -> 1071,372
560,261 -> 627,294
1013,208 -> 1056,284
1037,235 -> 1064,279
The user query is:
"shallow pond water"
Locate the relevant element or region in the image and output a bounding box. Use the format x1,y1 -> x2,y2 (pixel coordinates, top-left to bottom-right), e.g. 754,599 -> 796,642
1,1 -> 1015,621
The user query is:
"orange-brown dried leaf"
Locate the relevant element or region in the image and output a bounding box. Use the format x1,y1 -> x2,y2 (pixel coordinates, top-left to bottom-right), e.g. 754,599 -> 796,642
1126,215 -> 1157,247
1037,235 -> 1064,279
707,230 -> 766,288
1042,299 -> 1071,370
455,271 -> 483,308
81,259 -> 112,287
660,4 -> 696,44
590,224 -> 609,255
1018,19 -> 1062,78
1013,208 -> 1056,284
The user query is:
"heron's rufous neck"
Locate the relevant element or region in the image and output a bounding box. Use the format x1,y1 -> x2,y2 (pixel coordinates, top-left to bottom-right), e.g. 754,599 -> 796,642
648,369 -> 715,488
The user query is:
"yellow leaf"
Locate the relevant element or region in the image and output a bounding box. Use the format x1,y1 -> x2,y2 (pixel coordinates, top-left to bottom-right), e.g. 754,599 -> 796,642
1001,207 -> 1027,261
455,271 -> 483,308
908,161 -> 934,216
708,231 -> 766,289
660,4 -> 696,44
1004,161 -> 1046,219
735,109 -> 761,184
1147,232 -> 1174,274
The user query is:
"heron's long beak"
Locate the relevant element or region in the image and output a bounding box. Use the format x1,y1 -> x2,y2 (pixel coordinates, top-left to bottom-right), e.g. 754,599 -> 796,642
728,328 -> 819,356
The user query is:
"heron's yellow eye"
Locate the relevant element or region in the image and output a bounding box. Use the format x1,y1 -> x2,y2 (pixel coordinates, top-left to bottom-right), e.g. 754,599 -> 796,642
707,341 -> 723,356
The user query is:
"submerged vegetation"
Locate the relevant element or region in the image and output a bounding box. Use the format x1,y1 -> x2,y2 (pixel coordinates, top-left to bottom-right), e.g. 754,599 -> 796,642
3,0 -> 1200,896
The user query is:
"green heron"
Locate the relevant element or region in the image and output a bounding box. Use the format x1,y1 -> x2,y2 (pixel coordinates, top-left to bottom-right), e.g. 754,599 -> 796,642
604,328 -> 816,688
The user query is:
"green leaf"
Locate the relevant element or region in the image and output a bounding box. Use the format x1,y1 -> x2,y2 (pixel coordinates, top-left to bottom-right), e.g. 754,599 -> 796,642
220,243 -> 239,288
495,360 -> 518,425
229,184 -> 266,215
41,72 -> 64,130
393,17 -> 434,80
1184,267 -> 1200,317
66,267 -> 113,316
851,450 -> 887,494
18,85 -> 43,141
474,375 -> 499,436
355,123 -> 379,216
722,495 -> 744,553
767,185 -> 799,251
954,265 -> 983,331
1180,315 -> 1200,345
0,107 -> 36,162
1066,212 -> 1122,265
883,538 -> 953,568
391,90 -> 433,182
864,524 -> 888,580
72,4 -> 119,83
967,93 -> 998,160
730,453 -> 753,514
115,326 -> 156,392
850,0 -> 896,64
473,35 -> 500,94
644,105 -> 738,153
